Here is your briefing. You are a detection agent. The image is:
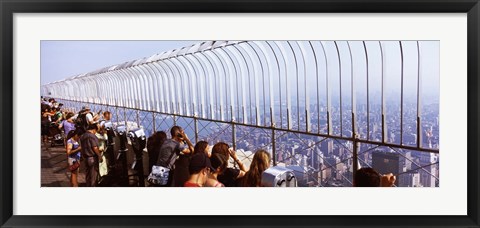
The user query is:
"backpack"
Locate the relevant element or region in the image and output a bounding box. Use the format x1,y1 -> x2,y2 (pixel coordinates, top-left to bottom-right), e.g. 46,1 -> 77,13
75,112 -> 91,131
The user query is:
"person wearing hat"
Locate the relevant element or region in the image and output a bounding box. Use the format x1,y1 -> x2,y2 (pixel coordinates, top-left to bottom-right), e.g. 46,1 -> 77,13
184,152 -> 214,187
81,105 -> 100,125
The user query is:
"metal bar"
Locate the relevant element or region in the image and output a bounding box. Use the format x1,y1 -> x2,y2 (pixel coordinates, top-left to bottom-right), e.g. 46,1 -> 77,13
152,112 -> 156,132
416,41 -> 423,149
271,107 -> 276,166
399,41 -> 404,145
379,41 -> 387,143
363,41 -> 370,140
194,116 -> 198,144
319,41 -> 332,135
264,41 -> 283,129
307,42 -> 321,134
347,42 -> 357,138
352,136 -> 359,178
296,41 -> 310,133
273,41 -> 292,130
286,41 -> 300,131
334,41 -> 343,136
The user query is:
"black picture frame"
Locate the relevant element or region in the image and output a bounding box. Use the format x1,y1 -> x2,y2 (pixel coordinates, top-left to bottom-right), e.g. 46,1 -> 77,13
1,1 -> 479,227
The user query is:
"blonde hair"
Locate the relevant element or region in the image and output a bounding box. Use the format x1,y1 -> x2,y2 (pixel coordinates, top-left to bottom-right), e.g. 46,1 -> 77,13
241,150 -> 271,187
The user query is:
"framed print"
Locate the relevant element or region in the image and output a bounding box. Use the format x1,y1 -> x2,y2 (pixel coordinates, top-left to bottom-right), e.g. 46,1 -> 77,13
1,0 -> 479,227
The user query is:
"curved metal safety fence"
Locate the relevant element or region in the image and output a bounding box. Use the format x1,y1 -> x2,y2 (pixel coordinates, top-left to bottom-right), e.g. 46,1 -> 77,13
42,40 -> 440,187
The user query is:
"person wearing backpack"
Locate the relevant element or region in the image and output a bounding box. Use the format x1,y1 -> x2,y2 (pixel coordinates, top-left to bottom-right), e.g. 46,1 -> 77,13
75,106 -> 98,135
155,126 -> 194,187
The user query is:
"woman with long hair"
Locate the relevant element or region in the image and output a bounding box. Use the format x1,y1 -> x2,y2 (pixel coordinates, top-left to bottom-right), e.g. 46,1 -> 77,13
66,130 -> 82,187
147,131 -> 167,173
239,150 -> 271,187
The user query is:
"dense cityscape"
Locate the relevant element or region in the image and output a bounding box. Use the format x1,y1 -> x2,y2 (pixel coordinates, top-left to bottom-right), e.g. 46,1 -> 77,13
114,97 -> 439,188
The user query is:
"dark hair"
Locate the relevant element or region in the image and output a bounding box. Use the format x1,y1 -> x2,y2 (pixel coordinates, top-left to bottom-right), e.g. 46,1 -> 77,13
170,126 -> 182,138
65,112 -> 74,120
87,124 -> 98,130
210,153 -> 227,174
240,150 -> 271,187
194,141 -> 209,155
188,152 -> 210,175
212,142 -> 230,159
66,130 -> 78,141
147,131 -> 167,153
147,131 -> 168,173
354,167 -> 381,187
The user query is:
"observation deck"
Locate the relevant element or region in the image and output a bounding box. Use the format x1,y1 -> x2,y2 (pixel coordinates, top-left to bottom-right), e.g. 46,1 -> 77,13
42,40 -> 439,187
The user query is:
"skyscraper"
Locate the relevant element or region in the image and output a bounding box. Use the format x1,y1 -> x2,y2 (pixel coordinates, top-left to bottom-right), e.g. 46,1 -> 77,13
372,151 -> 400,186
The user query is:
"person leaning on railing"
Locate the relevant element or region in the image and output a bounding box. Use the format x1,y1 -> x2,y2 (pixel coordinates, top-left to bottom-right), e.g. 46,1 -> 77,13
211,142 -> 247,187
155,126 -> 194,187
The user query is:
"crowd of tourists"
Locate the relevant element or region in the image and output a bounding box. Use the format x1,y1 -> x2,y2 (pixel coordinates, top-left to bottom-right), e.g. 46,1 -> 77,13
41,97 -> 396,188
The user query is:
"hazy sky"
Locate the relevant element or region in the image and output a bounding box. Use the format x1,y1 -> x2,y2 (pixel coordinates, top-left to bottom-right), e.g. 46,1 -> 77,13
41,40 -> 200,85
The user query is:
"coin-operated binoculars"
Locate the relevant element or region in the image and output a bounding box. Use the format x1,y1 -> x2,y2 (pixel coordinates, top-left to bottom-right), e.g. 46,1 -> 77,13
261,166 -> 298,187
128,128 -> 146,187
115,125 -> 129,186
102,121 -> 116,175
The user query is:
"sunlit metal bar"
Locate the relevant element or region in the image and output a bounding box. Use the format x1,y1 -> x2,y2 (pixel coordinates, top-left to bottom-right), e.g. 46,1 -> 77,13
286,41 -> 300,130
319,41 -> 332,135
399,41 -> 405,145
347,42 -> 357,137
334,41 -> 343,136
362,41 -> 370,140
379,41 -> 387,143
307,41 -> 320,134
417,41 -> 423,149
